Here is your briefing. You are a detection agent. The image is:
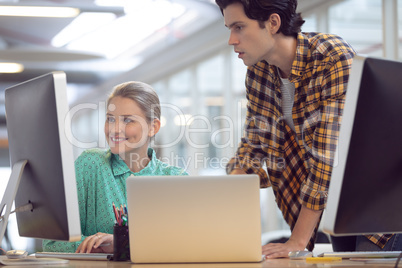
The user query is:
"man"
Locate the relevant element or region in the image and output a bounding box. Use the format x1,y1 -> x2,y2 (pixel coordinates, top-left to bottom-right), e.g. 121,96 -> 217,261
214,0 -> 385,259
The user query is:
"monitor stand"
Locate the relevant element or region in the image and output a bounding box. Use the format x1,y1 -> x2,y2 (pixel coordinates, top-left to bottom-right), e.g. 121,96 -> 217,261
0,160 -> 28,246
0,162 -> 70,266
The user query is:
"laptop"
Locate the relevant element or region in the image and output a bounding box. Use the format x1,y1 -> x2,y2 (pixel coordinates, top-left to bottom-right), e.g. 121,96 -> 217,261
126,174 -> 262,263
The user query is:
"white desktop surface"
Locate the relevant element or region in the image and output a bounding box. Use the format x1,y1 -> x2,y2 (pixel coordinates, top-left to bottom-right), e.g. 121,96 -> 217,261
0,255 -> 398,267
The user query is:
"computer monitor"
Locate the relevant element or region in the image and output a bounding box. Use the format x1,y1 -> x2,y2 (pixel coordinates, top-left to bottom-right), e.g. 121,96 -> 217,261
0,71 -> 81,246
323,55 -> 402,236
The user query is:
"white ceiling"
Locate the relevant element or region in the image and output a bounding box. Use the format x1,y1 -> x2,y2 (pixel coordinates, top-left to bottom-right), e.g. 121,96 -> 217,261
0,0 -> 336,84
0,0 -> 221,85
0,0 -> 340,126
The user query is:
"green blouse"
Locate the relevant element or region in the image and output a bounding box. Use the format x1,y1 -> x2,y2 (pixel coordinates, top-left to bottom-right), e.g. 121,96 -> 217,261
42,148 -> 187,252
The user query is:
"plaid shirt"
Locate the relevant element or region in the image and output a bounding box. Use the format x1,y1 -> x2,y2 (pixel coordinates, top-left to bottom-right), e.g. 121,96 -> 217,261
227,32 -> 391,250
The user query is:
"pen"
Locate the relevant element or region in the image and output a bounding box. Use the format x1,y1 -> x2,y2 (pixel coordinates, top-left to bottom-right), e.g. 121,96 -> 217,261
117,208 -> 122,226
306,257 -> 342,263
112,202 -> 119,224
112,203 -> 128,226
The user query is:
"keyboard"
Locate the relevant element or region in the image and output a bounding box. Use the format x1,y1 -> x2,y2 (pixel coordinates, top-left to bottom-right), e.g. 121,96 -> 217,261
35,252 -> 112,261
318,251 -> 402,259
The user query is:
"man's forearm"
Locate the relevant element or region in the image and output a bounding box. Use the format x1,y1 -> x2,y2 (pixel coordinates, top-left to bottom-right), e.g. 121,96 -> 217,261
288,205 -> 323,249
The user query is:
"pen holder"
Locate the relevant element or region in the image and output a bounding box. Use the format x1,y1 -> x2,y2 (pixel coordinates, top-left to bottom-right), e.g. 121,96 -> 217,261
113,225 -> 130,261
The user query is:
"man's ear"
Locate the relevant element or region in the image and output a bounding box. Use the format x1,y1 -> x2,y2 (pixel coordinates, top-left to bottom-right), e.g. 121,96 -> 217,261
266,13 -> 281,34
148,118 -> 161,137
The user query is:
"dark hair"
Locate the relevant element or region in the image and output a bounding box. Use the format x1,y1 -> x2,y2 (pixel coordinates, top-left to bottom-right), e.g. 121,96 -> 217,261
215,0 -> 304,37
107,81 -> 161,124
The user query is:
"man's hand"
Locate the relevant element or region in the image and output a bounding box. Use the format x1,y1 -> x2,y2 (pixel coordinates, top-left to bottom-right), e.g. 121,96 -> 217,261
262,206 -> 323,259
262,238 -> 306,259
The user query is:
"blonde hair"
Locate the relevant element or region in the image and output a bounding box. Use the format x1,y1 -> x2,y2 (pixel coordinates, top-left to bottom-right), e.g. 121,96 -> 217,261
107,81 -> 161,123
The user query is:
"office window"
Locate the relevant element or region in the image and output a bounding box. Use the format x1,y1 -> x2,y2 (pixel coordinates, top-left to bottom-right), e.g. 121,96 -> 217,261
231,50 -> 247,93
151,51 -> 247,175
230,50 -> 247,143
198,54 -> 224,94
399,0 -> 402,61
153,70 -> 193,171
195,54 -> 225,174
329,0 -> 383,56
71,107 -> 105,157
152,80 -> 166,102
168,69 -> 192,96
301,15 -> 317,32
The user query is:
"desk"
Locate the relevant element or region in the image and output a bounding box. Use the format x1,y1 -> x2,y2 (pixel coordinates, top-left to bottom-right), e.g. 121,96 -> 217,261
0,256 -> 398,267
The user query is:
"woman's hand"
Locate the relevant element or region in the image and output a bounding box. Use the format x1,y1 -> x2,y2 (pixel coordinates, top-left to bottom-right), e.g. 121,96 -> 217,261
76,232 -> 113,253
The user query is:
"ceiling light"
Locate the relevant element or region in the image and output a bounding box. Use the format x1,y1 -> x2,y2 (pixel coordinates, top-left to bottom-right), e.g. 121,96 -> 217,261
63,0 -> 185,59
0,62 -> 24,73
52,12 -> 116,48
0,6 -> 80,18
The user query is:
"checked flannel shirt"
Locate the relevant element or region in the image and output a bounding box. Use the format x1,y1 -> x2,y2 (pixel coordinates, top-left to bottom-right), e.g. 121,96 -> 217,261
227,32 -> 392,250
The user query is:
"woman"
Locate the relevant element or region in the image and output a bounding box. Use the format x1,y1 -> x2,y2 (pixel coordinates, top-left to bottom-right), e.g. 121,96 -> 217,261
43,81 -> 187,253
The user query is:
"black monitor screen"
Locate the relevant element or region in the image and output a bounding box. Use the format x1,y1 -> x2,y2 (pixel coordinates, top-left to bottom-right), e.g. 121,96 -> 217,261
324,55 -> 402,236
